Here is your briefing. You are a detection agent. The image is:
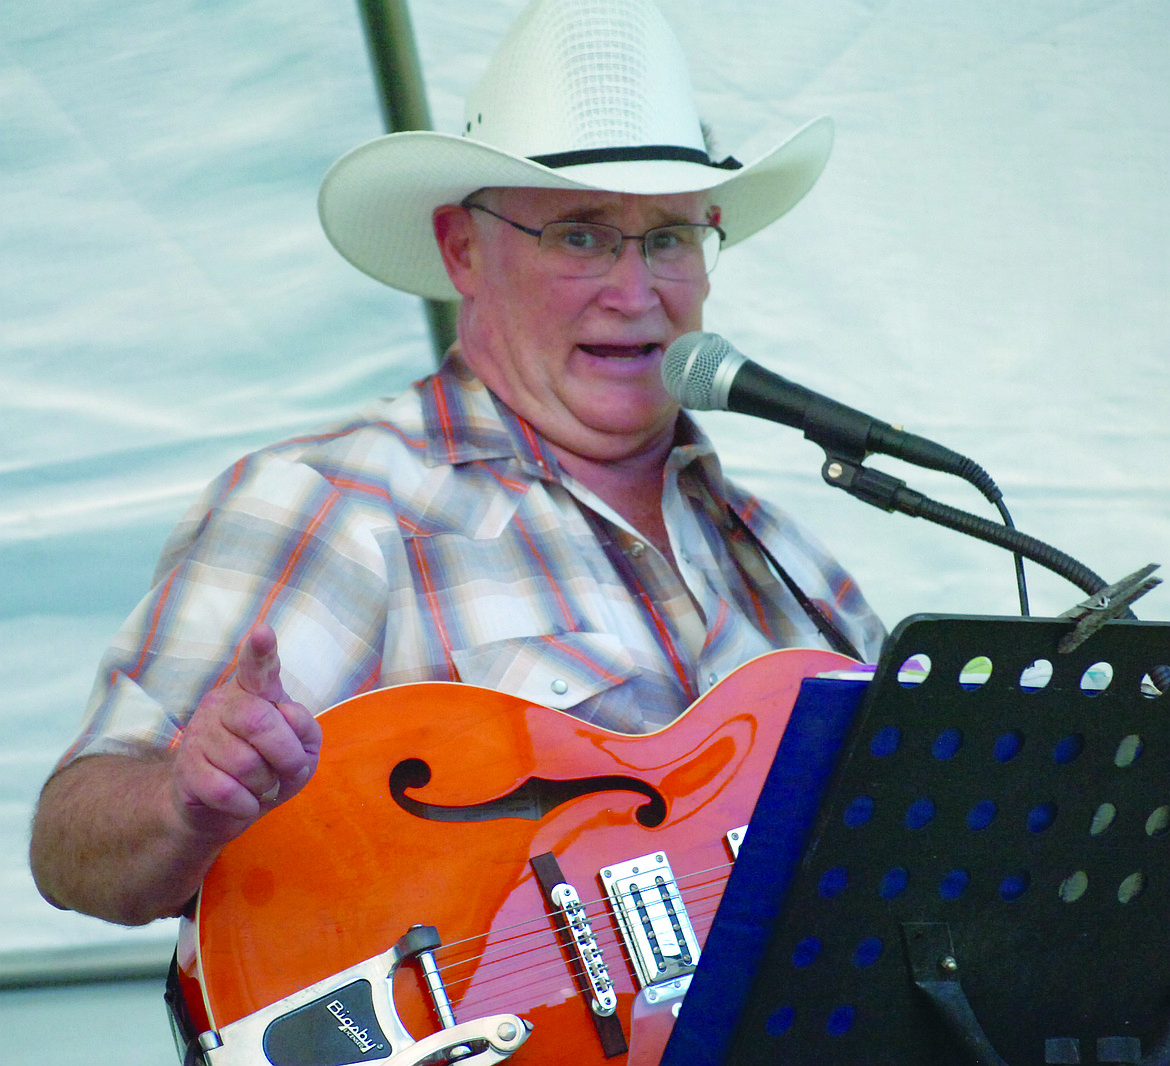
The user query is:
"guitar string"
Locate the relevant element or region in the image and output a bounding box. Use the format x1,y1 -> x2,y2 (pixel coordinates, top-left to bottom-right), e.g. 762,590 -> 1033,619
428,858 -> 731,966
423,855 -> 734,960
428,889 -> 720,1006
431,898 -> 722,1020
438,885 -> 728,1019
419,860 -> 734,1016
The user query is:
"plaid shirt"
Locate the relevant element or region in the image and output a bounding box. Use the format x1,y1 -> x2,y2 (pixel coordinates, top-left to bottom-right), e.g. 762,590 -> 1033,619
67,354 -> 884,760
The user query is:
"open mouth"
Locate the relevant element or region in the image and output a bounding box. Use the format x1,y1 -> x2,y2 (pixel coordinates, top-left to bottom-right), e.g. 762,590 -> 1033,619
578,343 -> 660,359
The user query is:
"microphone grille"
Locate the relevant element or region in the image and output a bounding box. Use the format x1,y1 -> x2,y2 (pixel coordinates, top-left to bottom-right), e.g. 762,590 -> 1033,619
662,331 -> 735,410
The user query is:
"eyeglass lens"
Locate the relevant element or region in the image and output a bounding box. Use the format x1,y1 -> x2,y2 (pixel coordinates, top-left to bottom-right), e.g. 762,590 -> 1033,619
539,222 -> 720,280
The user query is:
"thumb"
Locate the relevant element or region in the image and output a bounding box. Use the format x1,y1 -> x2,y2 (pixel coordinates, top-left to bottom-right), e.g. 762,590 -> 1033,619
234,623 -> 286,703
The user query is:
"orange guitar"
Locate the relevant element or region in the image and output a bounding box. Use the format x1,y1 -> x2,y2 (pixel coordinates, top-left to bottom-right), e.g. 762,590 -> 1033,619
174,647 -> 855,1065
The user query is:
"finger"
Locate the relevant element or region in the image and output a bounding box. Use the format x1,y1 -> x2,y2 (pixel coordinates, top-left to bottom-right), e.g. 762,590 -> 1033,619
213,691 -> 318,799
268,702 -> 322,799
176,723 -> 290,827
234,623 -> 285,703
173,747 -> 268,827
224,699 -> 308,778
179,687 -> 287,801
276,701 -> 323,760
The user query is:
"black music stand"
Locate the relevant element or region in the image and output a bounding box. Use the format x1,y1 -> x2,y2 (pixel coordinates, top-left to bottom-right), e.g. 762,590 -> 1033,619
663,614 -> 1170,1066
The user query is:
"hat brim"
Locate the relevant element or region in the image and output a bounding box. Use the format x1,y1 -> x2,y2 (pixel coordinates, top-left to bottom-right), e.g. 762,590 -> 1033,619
318,115 -> 833,301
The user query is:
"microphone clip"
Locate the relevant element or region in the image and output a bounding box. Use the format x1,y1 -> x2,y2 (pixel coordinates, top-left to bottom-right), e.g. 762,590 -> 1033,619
820,454 -> 926,517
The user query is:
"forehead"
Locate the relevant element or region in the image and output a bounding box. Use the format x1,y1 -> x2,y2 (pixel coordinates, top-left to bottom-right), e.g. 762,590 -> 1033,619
492,186 -> 710,222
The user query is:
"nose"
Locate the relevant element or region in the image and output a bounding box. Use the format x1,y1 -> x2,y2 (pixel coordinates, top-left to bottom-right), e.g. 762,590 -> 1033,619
597,238 -> 661,313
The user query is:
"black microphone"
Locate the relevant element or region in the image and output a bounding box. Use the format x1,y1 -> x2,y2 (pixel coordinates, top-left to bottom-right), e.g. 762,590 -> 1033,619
662,331 -> 994,495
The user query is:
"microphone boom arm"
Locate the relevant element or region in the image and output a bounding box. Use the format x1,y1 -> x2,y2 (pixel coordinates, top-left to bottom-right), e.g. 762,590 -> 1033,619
824,452 -> 1165,690
660,331 -> 1161,632
820,453 -> 1126,604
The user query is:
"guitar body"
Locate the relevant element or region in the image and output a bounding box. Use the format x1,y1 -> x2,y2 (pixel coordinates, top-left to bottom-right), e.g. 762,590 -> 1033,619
176,647 -> 853,1064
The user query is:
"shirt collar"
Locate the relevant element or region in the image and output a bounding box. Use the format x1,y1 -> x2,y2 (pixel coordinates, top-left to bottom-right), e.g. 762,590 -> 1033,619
670,412 -> 732,513
417,350 -> 558,479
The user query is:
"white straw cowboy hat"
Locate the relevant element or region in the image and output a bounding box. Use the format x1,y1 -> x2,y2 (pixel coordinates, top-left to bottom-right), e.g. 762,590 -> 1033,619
318,0 -> 833,301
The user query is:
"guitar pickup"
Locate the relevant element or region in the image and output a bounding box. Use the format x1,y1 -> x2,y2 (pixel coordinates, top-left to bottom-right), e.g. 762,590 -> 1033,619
601,852 -> 700,989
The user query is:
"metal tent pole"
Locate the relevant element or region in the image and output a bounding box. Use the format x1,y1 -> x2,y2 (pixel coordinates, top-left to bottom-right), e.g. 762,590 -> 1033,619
0,940 -> 174,989
355,0 -> 458,362
1,0 -> 455,1005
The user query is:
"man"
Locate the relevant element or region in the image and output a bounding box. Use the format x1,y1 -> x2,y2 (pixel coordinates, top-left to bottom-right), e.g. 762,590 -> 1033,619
30,0 -> 883,929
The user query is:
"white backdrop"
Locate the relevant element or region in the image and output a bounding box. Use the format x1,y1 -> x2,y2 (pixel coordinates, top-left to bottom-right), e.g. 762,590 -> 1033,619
3,0 -> 1168,964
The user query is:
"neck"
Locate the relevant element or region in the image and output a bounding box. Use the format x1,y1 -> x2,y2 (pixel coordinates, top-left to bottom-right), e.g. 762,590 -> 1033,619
550,436 -> 675,556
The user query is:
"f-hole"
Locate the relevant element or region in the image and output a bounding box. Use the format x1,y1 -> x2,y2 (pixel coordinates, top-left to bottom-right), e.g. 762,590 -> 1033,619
389,758 -> 667,827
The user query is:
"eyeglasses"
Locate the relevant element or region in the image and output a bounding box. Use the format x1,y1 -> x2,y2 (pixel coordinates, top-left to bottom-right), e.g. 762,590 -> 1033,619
462,199 -> 725,281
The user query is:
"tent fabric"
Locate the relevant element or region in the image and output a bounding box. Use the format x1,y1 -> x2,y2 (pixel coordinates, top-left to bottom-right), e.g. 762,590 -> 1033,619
3,0 -> 1167,972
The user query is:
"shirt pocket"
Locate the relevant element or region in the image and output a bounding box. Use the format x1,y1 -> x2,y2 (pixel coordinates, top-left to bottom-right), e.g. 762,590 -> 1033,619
451,631 -> 639,711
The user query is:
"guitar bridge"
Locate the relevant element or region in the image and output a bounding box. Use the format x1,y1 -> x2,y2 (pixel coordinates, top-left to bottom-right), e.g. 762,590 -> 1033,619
601,851 -> 700,989
549,882 -> 618,1016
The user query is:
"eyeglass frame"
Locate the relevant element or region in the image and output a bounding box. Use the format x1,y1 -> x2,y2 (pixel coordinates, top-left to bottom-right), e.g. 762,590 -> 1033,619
459,195 -> 726,281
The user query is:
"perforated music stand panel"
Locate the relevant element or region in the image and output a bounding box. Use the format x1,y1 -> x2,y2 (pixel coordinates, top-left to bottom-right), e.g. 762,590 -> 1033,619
667,615 -> 1170,1066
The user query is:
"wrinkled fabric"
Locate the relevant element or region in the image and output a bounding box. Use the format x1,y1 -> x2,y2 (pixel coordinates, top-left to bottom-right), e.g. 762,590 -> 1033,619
66,354 -> 884,761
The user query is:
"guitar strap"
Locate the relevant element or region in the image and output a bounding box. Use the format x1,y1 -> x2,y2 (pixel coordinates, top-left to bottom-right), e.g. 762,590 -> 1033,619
723,505 -> 864,662
579,495 -> 864,666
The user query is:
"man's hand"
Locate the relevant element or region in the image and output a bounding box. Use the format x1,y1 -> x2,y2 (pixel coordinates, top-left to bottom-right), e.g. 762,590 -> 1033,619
30,624 -> 325,924
171,624 -> 322,840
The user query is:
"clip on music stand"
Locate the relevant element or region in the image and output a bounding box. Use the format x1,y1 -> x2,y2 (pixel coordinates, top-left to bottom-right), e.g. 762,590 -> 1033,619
663,614 -> 1170,1066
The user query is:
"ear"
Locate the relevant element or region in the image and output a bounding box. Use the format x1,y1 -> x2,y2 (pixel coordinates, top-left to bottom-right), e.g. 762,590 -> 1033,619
433,204 -> 479,298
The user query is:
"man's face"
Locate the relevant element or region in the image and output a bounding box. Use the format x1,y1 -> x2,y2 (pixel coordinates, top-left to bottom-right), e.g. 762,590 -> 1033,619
438,186 -> 712,466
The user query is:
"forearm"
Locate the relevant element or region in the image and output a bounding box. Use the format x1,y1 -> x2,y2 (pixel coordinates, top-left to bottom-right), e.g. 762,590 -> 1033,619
29,752 -> 229,926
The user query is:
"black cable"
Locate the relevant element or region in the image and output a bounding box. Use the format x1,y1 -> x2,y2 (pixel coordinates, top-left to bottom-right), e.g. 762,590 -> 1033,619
994,498 -> 1030,616
821,457 -> 1112,602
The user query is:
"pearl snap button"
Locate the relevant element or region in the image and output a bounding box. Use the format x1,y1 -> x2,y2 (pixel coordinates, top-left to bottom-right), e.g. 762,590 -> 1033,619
550,679 -> 569,695
629,541 -> 645,558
